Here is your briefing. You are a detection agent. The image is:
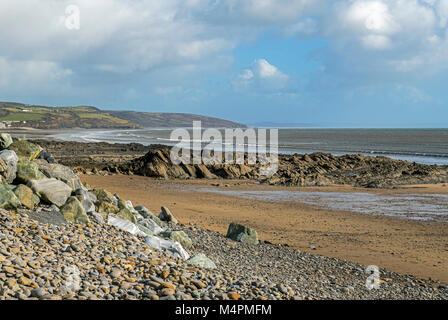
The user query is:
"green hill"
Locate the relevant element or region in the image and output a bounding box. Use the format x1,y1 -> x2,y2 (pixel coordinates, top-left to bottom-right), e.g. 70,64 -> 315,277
108,111 -> 246,128
0,102 -> 139,129
0,102 -> 246,129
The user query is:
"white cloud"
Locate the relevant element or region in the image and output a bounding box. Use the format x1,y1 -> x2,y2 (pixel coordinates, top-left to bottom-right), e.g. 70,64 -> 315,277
344,1 -> 400,35
361,34 -> 392,49
254,59 -> 288,79
0,1 -> 238,74
1,0 -> 448,100
186,0 -> 319,25
239,69 -> 254,80
313,0 -> 448,82
437,0 -> 448,27
234,59 -> 291,93
285,18 -> 318,36
0,57 -> 72,92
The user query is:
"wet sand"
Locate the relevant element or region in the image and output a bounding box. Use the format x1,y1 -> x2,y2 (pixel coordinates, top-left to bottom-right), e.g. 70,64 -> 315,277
80,174 -> 448,284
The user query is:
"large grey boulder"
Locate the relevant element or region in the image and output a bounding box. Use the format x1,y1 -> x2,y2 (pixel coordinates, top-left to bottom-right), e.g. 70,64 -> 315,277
0,184 -> 21,210
0,133 -> 13,149
135,206 -> 165,227
36,150 -> 58,164
137,217 -> 164,235
116,199 -> 139,223
0,150 -> 18,183
158,206 -> 178,224
28,178 -> 72,207
8,140 -> 42,161
60,196 -> 90,224
15,160 -> 45,184
117,207 -> 137,224
13,184 -> 35,210
92,188 -> 115,204
97,201 -> 119,217
88,211 -> 105,224
36,160 -> 83,191
80,199 -> 95,213
73,188 -> 97,202
188,253 -> 217,269
145,235 -> 190,260
136,223 -> 156,236
73,188 -> 97,213
226,222 -> 259,244
159,231 -> 192,249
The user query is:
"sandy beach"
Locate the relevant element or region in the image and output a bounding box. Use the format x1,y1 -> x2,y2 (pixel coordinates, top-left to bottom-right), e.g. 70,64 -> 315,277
80,174 -> 448,284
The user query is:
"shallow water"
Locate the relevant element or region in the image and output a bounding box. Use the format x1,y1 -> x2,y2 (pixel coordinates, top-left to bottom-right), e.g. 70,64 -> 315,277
199,189 -> 448,223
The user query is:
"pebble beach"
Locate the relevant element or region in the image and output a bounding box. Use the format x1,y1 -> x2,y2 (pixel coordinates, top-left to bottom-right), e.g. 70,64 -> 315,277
1,134 -> 447,300
1,208 -> 447,300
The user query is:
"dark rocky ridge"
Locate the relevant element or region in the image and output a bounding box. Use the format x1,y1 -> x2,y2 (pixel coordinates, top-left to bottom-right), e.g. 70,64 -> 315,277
119,147 -> 448,188
33,139 -> 148,170
33,140 -> 448,188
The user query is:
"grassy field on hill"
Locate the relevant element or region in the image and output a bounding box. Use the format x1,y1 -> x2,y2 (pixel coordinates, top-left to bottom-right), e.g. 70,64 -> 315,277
0,102 -> 139,129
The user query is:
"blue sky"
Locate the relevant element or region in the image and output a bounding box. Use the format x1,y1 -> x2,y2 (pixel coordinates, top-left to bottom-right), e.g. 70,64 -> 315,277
1,0 -> 448,127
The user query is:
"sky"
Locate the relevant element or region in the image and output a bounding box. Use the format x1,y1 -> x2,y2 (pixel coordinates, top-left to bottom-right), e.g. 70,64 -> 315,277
0,0 -> 448,127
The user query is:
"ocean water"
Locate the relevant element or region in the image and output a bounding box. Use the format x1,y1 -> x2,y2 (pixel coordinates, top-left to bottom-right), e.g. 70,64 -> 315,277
50,128 -> 448,165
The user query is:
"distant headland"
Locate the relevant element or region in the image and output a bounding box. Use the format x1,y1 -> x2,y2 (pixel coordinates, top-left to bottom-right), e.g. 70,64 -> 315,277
0,101 -> 246,130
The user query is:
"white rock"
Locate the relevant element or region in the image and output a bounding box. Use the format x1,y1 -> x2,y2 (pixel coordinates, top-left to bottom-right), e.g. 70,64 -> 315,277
62,265 -> 81,292
145,235 -> 190,260
125,200 -> 133,208
0,150 -> 18,183
88,211 -> 104,224
107,215 -> 147,237
138,217 -> 164,235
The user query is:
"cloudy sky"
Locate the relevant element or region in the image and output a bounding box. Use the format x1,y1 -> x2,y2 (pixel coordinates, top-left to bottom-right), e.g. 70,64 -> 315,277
1,0 -> 448,127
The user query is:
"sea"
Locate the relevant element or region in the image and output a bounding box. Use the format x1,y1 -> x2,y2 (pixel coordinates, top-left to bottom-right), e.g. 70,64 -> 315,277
49,128 -> 448,166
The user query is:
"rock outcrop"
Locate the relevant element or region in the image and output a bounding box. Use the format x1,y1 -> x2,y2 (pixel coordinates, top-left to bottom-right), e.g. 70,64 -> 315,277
116,146 -> 448,188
